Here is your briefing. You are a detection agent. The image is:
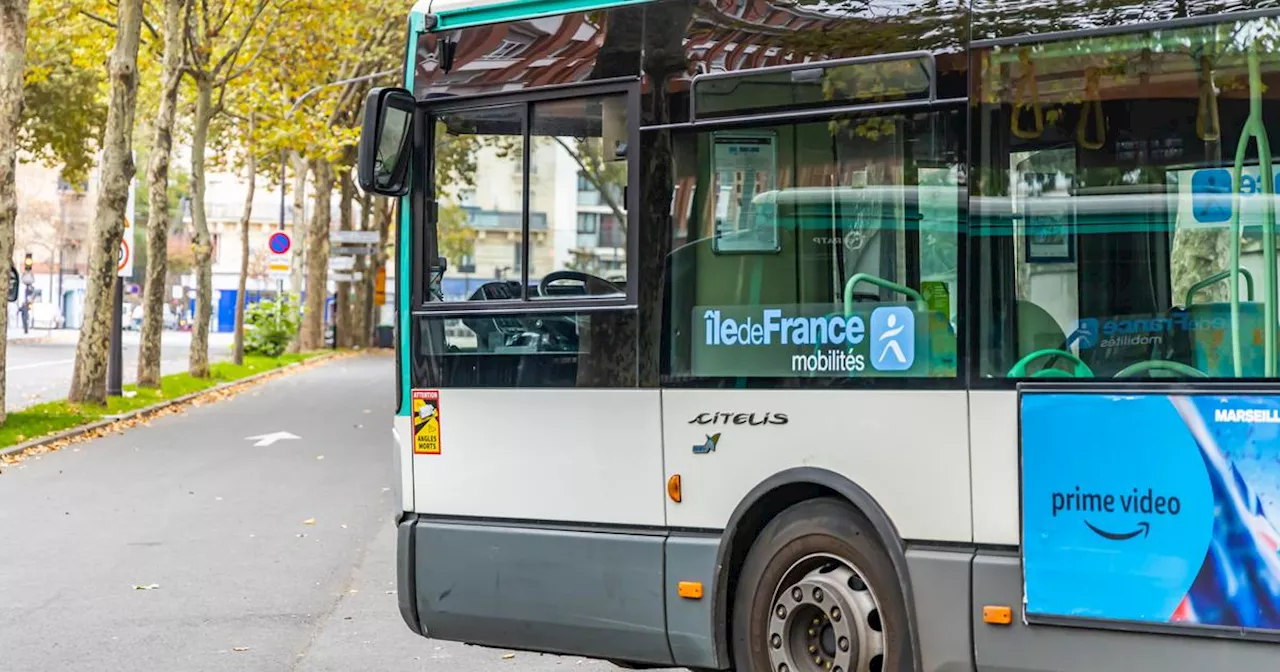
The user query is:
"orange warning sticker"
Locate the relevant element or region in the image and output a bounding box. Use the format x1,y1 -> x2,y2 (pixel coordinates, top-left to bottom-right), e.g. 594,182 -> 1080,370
411,389 -> 441,455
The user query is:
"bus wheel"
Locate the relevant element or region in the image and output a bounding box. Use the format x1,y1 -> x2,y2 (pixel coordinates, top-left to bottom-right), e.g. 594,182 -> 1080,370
731,498 -> 906,672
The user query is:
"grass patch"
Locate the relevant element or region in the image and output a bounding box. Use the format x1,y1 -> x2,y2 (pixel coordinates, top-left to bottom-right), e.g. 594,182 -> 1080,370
0,351 -> 326,450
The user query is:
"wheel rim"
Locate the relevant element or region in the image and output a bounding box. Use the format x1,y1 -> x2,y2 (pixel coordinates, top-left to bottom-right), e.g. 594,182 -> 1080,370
766,553 -> 885,672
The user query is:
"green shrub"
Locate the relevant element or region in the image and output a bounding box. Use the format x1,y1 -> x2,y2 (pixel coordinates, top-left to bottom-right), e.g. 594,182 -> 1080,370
244,295 -> 301,357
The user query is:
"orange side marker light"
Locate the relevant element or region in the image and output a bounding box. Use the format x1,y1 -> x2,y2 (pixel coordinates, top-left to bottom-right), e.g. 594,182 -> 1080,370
677,581 -> 703,599
982,605 -> 1013,625
667,474 -> 682,503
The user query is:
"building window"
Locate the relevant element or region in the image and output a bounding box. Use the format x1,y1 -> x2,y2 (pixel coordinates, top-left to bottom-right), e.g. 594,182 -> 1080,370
577,212 -> 598,234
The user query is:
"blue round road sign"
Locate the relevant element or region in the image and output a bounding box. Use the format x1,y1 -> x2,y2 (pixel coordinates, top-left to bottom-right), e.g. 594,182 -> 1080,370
268,232 -> 291,255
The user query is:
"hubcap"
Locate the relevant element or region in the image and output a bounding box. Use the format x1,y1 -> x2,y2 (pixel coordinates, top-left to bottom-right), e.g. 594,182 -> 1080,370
767,554 -> 885,672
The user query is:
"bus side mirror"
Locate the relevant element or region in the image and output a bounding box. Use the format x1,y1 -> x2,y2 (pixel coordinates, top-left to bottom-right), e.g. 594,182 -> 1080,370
358,87 -> 416,197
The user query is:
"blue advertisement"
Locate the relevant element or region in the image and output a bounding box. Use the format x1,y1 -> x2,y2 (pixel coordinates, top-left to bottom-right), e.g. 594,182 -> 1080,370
1021,392 -> 1280,631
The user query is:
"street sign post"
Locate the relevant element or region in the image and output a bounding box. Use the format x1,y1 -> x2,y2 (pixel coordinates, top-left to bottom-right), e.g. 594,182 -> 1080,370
328,256 -> 356,272
267,231 -> 292,281
109,180 -> 136,397
330,230 -> 380,245
118,215 -> 134,278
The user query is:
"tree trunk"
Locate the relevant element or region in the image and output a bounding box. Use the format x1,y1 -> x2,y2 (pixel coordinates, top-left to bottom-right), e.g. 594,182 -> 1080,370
354,191 -> 374,347
136,0 -> 185,388
289,151 -> 307,296
68,0 -> 143,405
286,151 -> 307,353
300,160 -> 333,350
335,166 -> 354,347
187,75 -> 214,378
0,0 -> 29,423
232,114 -> 256,365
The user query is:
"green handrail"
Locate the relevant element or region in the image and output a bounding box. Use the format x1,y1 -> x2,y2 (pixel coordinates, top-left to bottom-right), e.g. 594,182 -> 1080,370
1228,47 -> 1277,378
1007,348 -> 1093,378
1186,268 -> 1254,306
1113,360 -> 1209,379
843,273 -> 925,317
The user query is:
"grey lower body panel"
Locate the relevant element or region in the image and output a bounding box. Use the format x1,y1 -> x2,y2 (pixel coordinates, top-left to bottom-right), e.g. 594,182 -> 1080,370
971,550 -> 1280,672
396,520 -> 1280,672
407,518 -> 675,665
906,546 -> 975,672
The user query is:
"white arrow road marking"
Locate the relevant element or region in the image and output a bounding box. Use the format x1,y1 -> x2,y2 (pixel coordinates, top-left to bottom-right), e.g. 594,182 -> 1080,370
244,431 -> 300,447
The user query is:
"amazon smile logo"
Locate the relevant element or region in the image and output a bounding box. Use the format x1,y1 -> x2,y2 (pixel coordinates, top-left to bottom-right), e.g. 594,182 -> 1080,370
1051,486 -> 1183,541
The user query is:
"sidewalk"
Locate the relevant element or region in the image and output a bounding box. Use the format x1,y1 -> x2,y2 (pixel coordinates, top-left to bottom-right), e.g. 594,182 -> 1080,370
5,327 -> 58,344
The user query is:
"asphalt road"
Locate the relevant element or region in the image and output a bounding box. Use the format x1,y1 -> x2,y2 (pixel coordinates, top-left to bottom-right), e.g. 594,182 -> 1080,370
0,354 -> 633,672
4,330 -> 234,410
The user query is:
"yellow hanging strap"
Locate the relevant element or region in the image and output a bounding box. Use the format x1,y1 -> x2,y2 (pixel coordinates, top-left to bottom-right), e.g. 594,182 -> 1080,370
1196,54 -> 1220,142
1012,49 -> 1044,139
1077,67 -> 1106,150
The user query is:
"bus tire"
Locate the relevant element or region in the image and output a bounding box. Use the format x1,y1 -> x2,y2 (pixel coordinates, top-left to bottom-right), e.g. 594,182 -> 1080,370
730,497 -> 907,672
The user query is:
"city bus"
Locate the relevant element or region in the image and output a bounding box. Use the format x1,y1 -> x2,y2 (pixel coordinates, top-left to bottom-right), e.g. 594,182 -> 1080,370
357,1 -> 1280,670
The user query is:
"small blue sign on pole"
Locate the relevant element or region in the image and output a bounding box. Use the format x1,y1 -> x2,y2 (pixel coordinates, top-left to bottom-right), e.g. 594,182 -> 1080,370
268,231 -> 291,255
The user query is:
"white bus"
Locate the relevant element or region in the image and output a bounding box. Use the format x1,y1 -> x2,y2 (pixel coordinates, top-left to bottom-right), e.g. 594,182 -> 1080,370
358,1 -> 1280,670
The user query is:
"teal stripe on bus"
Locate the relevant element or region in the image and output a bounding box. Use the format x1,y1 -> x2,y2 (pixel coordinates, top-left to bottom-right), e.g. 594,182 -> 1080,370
427,0 -> 649,30
398,18 -> 419,418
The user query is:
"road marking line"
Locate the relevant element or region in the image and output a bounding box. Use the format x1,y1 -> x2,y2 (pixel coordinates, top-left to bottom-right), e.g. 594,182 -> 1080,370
6,358 -> 75,371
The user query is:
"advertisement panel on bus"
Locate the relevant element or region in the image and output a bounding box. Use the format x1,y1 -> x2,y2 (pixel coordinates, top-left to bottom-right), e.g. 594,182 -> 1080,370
1021,390 -> 1280,634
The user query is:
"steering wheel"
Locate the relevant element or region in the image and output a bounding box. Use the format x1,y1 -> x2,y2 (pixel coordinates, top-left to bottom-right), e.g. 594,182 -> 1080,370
1113,360 -> 1208,379
1008,348 -> 1094,378
538,270 -> 623,297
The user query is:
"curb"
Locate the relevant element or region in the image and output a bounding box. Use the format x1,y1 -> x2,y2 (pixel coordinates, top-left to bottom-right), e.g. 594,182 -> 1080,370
6,334 -> 54,346
0,351 -> 349,460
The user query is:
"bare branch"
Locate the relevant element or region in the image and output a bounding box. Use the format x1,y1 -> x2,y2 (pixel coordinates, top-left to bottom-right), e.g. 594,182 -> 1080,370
210,0 -> 270,77
79,9 -> 118,29
219,9 -> 282,84
140,9 -> 160,41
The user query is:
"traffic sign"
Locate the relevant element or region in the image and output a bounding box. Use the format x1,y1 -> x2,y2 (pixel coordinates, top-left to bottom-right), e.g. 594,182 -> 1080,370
268,259 -> 291,280
331,245 -> 374,257
328,256 -> 356,272
268,231 -> 291,255
374,267 -> 387,305
330,230 -> 379,245
118,216 -> 134,277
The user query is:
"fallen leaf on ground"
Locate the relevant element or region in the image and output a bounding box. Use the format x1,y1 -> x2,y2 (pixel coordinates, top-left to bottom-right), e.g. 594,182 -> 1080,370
232,647 -> 250,652
133,583 -> 160,590
316,455 -> 324,460
303,518 -> 316,525
502,653 -> 516,660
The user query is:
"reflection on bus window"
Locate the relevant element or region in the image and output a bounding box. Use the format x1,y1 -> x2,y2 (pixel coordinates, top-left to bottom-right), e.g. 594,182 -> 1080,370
974,14 -> 1280,381
663,108 -> 964,386
414,312 -> 638,388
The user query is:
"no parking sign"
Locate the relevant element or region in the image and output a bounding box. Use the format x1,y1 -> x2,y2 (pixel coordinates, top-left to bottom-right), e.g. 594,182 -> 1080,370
267,232 -> 291,280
